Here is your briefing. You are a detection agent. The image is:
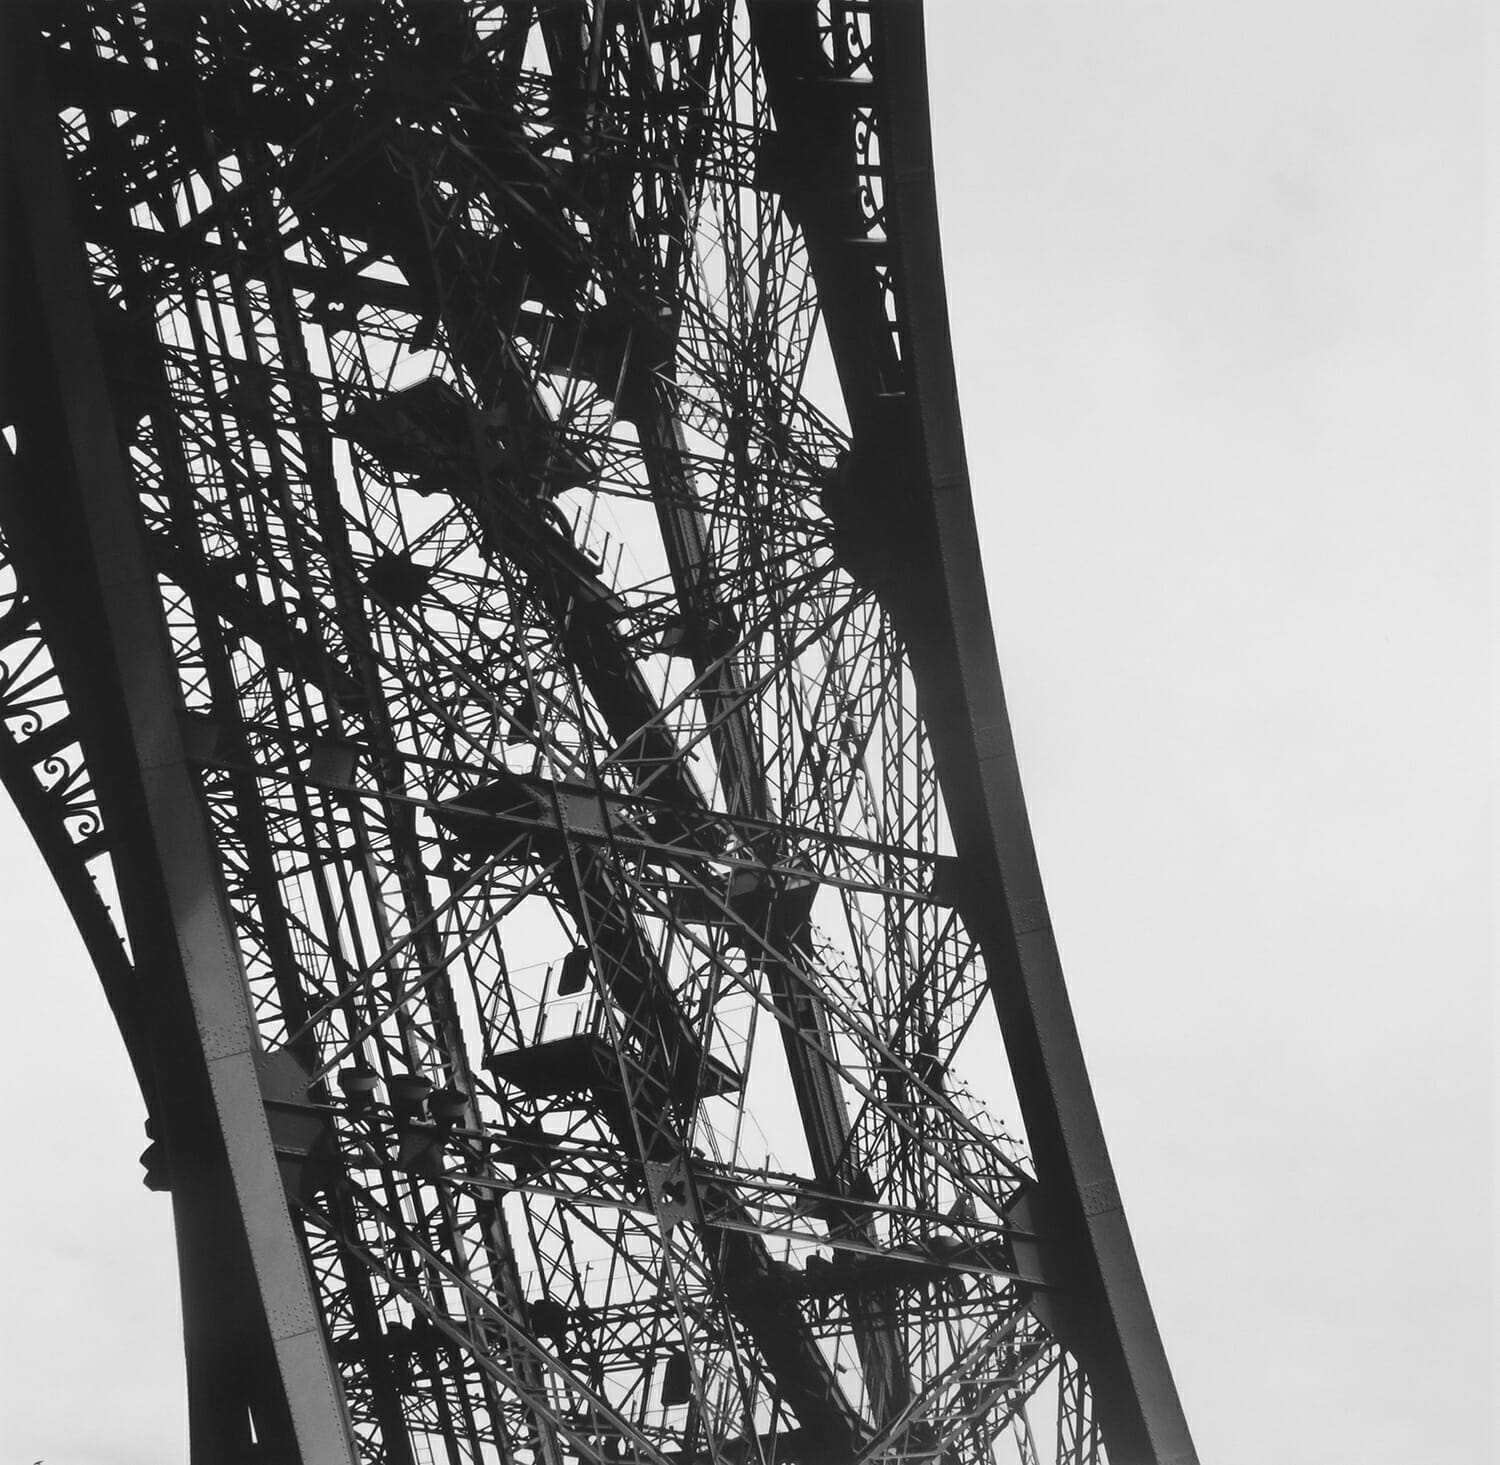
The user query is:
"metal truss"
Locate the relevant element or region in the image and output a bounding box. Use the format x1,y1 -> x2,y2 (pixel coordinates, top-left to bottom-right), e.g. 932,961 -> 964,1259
0,3 -> 1196,1464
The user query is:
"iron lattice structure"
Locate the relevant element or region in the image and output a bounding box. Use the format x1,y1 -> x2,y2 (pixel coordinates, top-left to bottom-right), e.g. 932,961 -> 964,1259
0,4 -> 1196,1464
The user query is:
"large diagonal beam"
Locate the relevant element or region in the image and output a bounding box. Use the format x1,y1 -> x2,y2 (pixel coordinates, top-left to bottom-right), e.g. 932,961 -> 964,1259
0,15 -> 357,1462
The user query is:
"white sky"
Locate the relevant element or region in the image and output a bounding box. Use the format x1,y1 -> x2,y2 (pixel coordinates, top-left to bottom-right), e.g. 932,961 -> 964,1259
926,2 -> 1493,1460
0,3 -> 1492,1462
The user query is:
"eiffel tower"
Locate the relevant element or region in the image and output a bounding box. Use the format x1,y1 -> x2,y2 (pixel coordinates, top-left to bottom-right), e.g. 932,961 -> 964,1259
0,4 -> 1196,1463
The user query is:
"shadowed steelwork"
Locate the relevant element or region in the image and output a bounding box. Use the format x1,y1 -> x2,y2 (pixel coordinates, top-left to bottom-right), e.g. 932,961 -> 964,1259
0,3 -> 1195,1463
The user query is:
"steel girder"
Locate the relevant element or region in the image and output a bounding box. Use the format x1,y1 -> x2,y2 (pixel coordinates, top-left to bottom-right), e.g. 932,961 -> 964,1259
0,4 -> 1196,1464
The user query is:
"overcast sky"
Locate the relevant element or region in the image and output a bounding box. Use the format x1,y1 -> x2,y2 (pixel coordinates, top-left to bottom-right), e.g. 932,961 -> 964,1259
0,3 -> 1492,1463
927,2 -> 1493,1461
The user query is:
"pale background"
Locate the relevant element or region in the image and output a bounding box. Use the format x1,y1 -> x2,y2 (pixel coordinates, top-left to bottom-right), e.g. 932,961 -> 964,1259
0,2 -> 1492,1461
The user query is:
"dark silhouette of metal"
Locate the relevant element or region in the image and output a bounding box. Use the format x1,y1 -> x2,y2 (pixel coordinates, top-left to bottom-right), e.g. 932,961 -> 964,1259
0,4 -> 1196,1463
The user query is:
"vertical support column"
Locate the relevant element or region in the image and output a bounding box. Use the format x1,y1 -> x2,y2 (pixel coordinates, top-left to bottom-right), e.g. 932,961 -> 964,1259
0,10 -> 358,1463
